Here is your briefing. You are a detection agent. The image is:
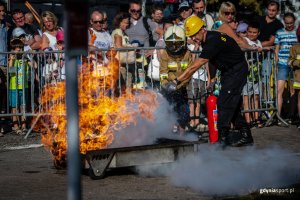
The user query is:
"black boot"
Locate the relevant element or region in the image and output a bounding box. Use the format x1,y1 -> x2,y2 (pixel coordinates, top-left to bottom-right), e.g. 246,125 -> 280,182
218,128 -> 230,147
231,127 -> 254,147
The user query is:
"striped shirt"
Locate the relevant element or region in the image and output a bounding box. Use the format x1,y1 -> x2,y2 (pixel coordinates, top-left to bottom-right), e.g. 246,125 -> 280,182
274,28 -> 298,68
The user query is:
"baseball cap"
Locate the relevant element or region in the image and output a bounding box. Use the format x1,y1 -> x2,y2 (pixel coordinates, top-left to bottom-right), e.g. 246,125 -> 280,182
12,27 -> 26,38
178,1 -> 189,11
56,30 -> 64,42
236,22 -> 248,33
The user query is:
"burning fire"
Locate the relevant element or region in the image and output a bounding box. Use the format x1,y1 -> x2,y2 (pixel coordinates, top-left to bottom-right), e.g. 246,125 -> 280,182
40,53 -> 158,163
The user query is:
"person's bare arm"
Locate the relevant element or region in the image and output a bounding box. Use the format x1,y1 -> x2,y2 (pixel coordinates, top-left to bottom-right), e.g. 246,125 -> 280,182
40,34 -> 49,50
274,44 -> 280,64
30,34 -> 42,50
177,58 -> 209,82
155,26 -> 164,38
261,35 -> 275,47
218,23 -> 252,49
114,34 -> 123,48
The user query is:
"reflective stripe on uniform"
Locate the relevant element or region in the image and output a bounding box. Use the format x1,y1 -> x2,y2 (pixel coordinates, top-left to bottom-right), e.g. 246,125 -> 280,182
160,73 -> 168,80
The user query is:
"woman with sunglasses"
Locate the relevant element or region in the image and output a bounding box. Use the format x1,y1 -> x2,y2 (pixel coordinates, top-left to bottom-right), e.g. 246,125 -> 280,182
212,1 -> 251,49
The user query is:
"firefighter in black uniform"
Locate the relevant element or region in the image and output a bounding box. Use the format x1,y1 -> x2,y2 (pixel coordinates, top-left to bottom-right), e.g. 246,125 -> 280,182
166,16 -> 253,146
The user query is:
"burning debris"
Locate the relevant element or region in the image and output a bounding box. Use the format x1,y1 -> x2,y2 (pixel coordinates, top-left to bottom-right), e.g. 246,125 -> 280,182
39,56 -> 159,164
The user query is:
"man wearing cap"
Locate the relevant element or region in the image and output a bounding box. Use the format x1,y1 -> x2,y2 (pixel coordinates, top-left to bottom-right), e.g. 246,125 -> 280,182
177,1 -> 193,29
236,22 -> 248,39
168,16 -> 254,147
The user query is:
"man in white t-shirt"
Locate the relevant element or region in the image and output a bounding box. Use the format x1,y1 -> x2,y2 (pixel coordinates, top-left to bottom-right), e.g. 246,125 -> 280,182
191,0 -> 214,31
88,10 -> 112,50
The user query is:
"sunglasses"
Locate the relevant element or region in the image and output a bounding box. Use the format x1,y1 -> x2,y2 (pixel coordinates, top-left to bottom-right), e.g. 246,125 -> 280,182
180,7 -> 190,12
92,20 -> 105,24
130,9 -> 141,14
224,12 -> 235,16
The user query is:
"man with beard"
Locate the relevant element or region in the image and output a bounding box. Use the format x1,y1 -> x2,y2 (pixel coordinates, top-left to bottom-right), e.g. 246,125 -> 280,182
191,0 -> 214,31
167,16 -> 254,147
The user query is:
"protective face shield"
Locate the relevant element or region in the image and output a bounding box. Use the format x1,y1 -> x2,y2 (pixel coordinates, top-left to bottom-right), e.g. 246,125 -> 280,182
164,25 -> 186,56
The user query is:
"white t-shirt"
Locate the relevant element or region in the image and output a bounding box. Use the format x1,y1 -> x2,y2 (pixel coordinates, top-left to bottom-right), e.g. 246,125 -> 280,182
191,13 -> 214,31
89,28 -> 113,49
244,37 -> 262,48
43,32 -> 57,50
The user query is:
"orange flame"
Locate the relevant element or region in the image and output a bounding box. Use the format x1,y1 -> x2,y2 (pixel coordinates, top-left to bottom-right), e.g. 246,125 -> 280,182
40,54 -> 158,162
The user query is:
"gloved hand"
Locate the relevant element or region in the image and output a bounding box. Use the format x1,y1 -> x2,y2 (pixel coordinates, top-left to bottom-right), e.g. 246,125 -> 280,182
163,81 -> 177,93
206,82 -> 214,94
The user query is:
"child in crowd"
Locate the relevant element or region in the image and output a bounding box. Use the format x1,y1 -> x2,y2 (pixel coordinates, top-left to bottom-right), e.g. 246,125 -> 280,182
8,38 -> 30,135
288,25 -> 300,129
186,39 -> 209,132
55,30 -> 65,81
43,48 -> 59,84
236,22 -> 248,39
242,21 -> 263,128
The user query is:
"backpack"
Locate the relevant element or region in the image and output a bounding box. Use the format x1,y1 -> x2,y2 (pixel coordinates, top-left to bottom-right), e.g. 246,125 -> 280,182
142,17 -> 156,47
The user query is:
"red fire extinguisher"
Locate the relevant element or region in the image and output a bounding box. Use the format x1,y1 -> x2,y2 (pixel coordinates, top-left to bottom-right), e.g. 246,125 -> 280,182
206,94 -> 218,144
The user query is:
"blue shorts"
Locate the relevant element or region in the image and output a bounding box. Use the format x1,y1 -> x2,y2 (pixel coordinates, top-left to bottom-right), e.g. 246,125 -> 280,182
277,66 -> 294,81
9,89 -> 28,108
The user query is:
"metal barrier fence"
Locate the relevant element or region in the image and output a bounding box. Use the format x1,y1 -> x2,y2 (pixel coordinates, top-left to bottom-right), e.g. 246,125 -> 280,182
0,47 -> 288,138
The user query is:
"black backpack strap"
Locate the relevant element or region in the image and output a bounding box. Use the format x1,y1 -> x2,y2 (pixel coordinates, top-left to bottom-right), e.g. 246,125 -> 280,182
142,17 -> 155,46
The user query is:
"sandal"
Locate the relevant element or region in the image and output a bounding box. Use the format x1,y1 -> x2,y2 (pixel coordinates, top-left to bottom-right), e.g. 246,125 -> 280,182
22,128 -> 28,134
15,129 -> 23,135
255,119 -> 264,128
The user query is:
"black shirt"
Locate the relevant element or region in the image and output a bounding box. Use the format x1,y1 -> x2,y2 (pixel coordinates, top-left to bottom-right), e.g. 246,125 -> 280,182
7,23 -> 40,50
200,31 -> 246,71
256,15 -> 283,42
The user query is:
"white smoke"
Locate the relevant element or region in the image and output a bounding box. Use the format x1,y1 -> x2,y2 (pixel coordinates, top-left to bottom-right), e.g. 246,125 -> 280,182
111,91 -> 198,148
138,145 -> 300,196
109,90 -> 300,196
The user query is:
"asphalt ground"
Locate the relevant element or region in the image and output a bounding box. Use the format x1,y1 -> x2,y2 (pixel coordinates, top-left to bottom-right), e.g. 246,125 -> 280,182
0,125 -> 300,200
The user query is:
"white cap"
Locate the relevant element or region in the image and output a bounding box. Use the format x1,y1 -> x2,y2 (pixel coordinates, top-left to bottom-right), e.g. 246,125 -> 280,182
178,1 -> 190,11
12,27 -> 26,38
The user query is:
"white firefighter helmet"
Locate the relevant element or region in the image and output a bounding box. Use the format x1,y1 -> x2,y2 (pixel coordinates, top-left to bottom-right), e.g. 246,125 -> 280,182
164,25 -> 186,55
12,27 -> 26,38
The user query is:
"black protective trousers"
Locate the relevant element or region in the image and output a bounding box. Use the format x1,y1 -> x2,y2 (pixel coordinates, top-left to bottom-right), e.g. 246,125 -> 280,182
217,61 -> 248,130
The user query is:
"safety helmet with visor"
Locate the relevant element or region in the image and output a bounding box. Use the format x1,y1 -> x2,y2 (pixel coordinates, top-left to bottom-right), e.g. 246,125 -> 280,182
164,25 -> 186,55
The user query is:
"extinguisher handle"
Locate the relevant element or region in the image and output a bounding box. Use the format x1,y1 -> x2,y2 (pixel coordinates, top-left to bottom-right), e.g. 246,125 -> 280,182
206,82 -> 215,94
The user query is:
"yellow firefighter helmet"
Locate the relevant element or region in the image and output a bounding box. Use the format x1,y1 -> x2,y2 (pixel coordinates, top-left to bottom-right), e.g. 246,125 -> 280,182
184,16 -> 205,37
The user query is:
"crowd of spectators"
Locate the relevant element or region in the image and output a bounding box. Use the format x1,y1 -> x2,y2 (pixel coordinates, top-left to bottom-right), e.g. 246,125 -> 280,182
0,0 -> 299,137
